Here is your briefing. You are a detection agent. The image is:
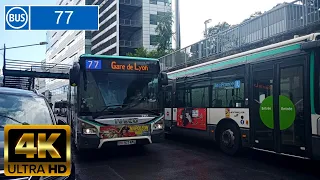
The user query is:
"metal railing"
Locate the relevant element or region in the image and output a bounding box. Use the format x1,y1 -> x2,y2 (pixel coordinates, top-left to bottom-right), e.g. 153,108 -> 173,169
3,76 -> 33,90
119,0 -> 142,6
119,40 -> 142,48
119,19 -> 142,27
159,0 -> 320,71
4,59 -> 71,74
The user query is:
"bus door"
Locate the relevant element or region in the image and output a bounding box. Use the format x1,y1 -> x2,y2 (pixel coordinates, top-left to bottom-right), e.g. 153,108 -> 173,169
164,85 -> 174,132
250,56 -> 308,157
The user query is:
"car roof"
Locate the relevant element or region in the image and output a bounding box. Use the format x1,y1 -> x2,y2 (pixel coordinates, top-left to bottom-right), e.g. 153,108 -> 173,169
0,87 -> 40,97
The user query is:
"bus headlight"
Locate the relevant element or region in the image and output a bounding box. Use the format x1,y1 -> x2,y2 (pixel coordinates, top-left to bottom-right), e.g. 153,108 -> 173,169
153,118 -> 164,130
83,128 -> 97,135
81,122 -> 97,135
154,123 -> 163,130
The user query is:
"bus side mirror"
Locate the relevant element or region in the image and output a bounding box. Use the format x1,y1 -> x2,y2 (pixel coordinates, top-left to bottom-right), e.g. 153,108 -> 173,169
159,72 -> 168,86
69,62 -> 80,86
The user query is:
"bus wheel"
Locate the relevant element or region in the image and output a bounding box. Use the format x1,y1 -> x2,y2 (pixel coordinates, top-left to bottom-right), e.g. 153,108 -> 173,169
218,123 -> 241,156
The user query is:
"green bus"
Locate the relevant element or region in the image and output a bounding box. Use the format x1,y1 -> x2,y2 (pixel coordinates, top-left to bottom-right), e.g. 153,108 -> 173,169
163,33 -> 320,160
67,54 -> 168,152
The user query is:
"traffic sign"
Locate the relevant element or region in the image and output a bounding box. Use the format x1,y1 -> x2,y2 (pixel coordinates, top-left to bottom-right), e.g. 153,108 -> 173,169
5,6 -> 29,30
4,5 -> 99,31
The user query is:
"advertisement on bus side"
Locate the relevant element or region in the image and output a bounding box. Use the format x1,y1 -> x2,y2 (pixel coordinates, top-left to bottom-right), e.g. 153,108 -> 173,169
177,108 -> 207,130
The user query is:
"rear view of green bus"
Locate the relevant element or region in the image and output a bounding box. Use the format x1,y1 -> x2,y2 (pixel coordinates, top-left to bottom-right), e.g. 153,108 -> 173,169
67,54 -> 168,152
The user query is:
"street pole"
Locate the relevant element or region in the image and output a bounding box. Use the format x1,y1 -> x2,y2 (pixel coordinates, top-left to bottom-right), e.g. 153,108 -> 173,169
3,44 -> 6,86
205,23 -> 208,36
204,19 -> 212,38
175,0 -> 181,49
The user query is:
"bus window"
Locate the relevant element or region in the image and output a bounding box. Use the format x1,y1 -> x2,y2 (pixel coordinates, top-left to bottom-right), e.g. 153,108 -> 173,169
212,79 -> 245,108
191,87 -> 209,108
175,89 -> 184,107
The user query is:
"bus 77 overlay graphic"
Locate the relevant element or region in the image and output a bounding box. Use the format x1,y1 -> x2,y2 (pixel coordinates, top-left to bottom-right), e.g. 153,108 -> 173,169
5,5 -> 99,31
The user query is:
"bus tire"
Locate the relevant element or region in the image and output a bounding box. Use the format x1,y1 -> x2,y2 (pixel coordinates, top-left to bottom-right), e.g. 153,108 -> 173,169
218,122 -> 241,156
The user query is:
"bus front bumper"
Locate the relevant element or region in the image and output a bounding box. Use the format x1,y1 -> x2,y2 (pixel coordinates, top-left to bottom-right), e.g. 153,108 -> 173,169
151,129 -> 165,143
77,131 -> 164,149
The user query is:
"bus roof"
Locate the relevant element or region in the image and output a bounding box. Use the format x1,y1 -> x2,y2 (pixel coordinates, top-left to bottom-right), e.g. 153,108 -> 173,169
80,54 -> 159,61
168,33 -> 320,79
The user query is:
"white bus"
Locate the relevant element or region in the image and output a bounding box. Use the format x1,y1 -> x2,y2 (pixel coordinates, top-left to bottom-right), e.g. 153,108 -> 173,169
163,33 -> 320,160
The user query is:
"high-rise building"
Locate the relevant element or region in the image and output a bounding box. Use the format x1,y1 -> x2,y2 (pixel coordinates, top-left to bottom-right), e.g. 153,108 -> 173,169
91,0 -> 172,56
42,0 -> 172,103
42,0 -> 93,102
0,76 -> 3,87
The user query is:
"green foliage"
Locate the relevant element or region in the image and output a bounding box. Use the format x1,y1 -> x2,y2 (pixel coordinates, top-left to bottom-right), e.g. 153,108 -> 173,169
127,11 -> 174,58
206,22 -> 231,38
127,48 -> 170,59
155,11 -> 174,52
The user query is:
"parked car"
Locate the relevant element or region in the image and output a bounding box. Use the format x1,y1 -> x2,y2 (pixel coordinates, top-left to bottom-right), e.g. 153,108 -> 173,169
0,87 -> 75,180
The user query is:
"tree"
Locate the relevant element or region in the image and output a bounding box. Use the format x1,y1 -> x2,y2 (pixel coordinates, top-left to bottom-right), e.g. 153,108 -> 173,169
127,11 -> 174,58
126,47 -> 170,59
155,11 -> 174,52
205,22 -> 231,38
241,11 -> 263,23
126,48 -> 149,58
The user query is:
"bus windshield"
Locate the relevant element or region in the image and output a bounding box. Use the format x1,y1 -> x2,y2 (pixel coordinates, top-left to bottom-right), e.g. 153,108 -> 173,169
79,71 -> 159,115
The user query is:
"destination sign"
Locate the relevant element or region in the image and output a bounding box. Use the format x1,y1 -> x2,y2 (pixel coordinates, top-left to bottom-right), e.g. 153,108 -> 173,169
81,58 -> 159,73
111,61 -> 149,71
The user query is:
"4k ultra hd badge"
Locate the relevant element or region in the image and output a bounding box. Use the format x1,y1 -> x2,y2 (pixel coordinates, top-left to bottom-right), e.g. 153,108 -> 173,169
5,6 -> 29,30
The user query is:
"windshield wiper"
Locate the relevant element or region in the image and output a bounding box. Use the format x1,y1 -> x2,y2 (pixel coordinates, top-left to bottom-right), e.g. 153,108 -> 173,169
93,104 -> 126,118
0,114 -> 29,125
123,106 -> 160,115
121,99 -> 160,115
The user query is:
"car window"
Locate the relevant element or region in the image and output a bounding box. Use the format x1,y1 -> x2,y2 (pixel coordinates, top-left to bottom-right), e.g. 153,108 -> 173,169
0,93 -> 53,125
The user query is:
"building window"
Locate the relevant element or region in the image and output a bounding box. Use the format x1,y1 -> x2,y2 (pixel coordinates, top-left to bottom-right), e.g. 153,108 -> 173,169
150,35 -> 158,46
150,14 -> 157,25
157,11 -> 165,16
150,0 -> 157,4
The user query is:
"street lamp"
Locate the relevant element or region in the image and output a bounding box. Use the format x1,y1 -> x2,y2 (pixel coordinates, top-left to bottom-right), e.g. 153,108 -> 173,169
204,19 -> 212,37
1,41 -> 48,66
0,41 -> 48,51
1,42 -> 48,87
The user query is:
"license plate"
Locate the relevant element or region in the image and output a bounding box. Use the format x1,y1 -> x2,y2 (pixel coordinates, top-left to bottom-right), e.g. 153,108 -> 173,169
117,140 -> 136,146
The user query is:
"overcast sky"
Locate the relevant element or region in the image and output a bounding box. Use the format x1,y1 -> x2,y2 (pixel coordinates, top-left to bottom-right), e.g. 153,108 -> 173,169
177,0 -> 290,47
0,0 -> 291,68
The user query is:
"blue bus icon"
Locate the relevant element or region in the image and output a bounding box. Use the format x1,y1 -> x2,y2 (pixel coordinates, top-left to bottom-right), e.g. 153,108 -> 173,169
5,6 -> 29,30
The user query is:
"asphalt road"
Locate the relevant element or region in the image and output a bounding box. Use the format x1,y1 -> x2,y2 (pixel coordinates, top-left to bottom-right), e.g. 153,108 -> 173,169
56,116 -> 320,180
